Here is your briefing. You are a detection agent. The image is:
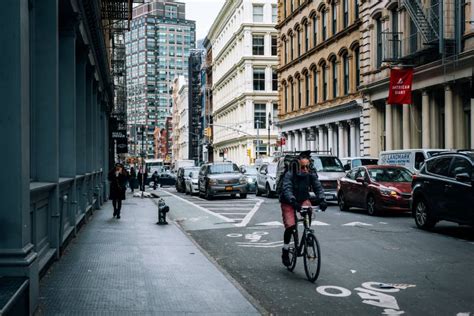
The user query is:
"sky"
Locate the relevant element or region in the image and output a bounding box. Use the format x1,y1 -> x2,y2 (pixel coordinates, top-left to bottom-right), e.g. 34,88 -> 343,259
181,0 -> 226,41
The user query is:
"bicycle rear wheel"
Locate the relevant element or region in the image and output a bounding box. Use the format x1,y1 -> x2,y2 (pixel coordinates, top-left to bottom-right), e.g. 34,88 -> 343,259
303,233 -> 321,282
287,229 -> 298,271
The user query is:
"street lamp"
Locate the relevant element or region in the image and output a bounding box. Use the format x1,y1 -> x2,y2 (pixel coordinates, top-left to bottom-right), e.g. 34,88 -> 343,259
267,113 -> 272,157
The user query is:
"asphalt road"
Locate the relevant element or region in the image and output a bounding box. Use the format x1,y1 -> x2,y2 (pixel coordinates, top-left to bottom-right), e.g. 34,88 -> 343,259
160,187 -> 474,315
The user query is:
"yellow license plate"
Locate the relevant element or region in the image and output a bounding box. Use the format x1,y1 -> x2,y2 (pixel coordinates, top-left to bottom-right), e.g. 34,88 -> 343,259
225,186 -> 233,191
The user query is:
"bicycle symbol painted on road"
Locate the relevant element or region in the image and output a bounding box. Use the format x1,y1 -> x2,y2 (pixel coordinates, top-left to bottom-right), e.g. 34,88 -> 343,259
226,231 -> 283,248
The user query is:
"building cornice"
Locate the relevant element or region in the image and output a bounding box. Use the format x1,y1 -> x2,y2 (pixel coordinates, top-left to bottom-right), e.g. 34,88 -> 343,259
207,0 -> 243,42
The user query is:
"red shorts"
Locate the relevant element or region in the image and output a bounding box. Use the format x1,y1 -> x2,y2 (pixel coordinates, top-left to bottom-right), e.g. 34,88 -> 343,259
281,200 -> 312,229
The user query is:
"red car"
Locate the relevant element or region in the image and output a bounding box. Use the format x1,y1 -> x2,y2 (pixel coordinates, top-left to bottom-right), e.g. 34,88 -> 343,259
337,165 -> 413,215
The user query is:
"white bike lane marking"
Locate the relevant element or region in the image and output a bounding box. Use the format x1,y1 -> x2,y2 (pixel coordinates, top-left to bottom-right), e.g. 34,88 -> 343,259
316,282 -> 416,315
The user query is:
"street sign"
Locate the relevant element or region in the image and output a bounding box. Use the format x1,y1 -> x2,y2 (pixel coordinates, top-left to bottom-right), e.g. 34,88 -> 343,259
112,131 -> 127,139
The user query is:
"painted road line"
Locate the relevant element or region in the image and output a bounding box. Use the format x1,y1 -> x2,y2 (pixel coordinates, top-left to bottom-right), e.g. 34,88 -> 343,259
234,198 -> 264,227
161,189 -> 234,223
255,221 -> 284,226
343,222 -> 373,226
217,212 -> 247,215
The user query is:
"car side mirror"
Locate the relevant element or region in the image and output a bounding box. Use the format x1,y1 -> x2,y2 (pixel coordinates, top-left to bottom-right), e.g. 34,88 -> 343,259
356,177 -> 365,183
344,164 -> 351,171
455,173 -> 471,183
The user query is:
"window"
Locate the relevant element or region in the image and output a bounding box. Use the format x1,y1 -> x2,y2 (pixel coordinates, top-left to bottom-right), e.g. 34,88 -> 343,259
253,5 -> 264,22
272,5 -> 277,23
305,72 -> 309,106
304,23 -> 309,52
426,157 -> 452,177
313,15 -> 318,47
290,34 -> 294,60
332,2 -> 337,35
312,68 -> 318,103
297,78 -> 302,109
355,47 -> 360,87
165,5 -> 178,19
392,8 -> 399,59
283,0 -> 287,18
254,104 -> 266,128
253,68 -> 265,91
448,157 -> 472,178
322,9 -> 327,41
322,64 -> 327,101
290,80 -> 294,111
272,36 -> 278,56
376,17 -> 383,68
343,54 -> 349,95
297,29 -> 301,56
253,35 -> 265,55
284,39 -> 288,63
284,84 -> 288,111
343,0 -> 349,27
355,0 -> 359,19
272,69 -> 278,91
332,59 -> 338,98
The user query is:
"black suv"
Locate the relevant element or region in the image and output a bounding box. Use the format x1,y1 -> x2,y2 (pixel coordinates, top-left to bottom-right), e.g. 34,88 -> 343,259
198,162 -> 248,199
411,151 -> 474,229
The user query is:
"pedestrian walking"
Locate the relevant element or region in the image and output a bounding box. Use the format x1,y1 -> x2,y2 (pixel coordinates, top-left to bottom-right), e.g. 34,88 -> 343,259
152,171 -> 159,190
108,163 -> 127,219
129,167 -> 138,193
137,167 -> 148,192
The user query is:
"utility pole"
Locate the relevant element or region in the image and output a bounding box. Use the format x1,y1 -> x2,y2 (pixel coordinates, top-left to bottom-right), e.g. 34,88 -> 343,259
256,120 -> 260,161
267,113 -> 272,157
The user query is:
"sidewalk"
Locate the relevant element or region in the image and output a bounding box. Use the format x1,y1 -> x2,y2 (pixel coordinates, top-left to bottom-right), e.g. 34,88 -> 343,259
35,192 -> 260,315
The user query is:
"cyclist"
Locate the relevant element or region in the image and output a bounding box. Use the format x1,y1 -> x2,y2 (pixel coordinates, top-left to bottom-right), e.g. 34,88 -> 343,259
279,152 -> 327,266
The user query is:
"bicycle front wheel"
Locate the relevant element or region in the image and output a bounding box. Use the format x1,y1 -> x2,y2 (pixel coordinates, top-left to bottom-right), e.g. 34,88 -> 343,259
287,229 -> 298,271
303,233 -> 321,282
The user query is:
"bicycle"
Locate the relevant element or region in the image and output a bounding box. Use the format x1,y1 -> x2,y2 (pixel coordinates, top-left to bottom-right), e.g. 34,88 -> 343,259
286,205 -> 322,282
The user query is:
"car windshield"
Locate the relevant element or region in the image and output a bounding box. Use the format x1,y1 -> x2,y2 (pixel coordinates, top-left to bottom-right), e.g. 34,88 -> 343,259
209,164 -> 240,174
368,168 -> 412,182
427,151 -> 445,157
359,159 -> 379,166
312,156 -> 344,172
185,168 -> 200,178
243,166 -> 258,175
267,164 -> 277,174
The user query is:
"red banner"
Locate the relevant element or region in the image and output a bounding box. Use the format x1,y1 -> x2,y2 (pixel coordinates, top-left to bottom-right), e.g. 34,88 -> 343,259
387,68 -> 414,104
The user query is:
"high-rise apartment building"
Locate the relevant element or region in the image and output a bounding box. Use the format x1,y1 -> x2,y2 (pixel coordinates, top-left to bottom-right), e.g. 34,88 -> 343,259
126,0 -> 196,159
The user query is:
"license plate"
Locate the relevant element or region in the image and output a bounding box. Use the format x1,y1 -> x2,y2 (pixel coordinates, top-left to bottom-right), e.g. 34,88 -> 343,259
325,193 -> 335,200
225,186 -> 233,191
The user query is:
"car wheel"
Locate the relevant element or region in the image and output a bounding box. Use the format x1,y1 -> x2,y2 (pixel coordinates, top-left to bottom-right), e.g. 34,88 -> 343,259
338,192 -> 349,211
198,185 -> 204,198
205,187 -> 213,200
367,195 -> 377,216
231,194 -> 236,198
240,193 -> 247,199
256,185 -> 262,196
266,184 -> 274,198
414,198 -> 436,229
185,184 -> 189,195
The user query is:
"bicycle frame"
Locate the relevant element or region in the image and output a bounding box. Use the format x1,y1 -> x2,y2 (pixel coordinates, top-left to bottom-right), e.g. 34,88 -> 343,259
293,206 -> 317,256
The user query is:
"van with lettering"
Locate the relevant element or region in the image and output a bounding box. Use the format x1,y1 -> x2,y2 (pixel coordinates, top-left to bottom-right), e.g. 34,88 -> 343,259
379,149 -> 447,173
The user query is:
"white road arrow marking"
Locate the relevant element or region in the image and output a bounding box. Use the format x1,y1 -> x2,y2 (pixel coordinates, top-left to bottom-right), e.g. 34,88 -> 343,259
255,221 -> 284,226
312,221 -> 330,226
343,222 -> 373,226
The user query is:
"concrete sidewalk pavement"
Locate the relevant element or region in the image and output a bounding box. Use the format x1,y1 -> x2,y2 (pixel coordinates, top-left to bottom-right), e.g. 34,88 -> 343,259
35,192 -> 261,315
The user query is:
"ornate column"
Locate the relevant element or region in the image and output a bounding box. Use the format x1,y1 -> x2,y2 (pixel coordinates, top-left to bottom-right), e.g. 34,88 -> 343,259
318,126 -> 325,151
422,90 -> 430,148
337,122 -> 345,157
403,104 -> 411,149
301,129 -> 307,151
327,124 -> 334,155
310,127 -> 317,151
444,85 -> 454,149
287,131 -> 294,152
385,102 -> 393,150
348,120 -> 356,157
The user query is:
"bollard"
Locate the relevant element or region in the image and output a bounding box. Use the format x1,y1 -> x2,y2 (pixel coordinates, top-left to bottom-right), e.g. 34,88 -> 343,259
157,198 -> 169,225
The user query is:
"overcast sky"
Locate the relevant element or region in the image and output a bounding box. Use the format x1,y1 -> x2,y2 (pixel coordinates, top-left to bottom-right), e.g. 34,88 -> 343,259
181,0 -> 225,41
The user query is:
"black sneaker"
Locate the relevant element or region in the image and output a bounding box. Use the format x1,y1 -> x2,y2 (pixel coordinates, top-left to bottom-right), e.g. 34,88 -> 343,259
282,248 -> 290,266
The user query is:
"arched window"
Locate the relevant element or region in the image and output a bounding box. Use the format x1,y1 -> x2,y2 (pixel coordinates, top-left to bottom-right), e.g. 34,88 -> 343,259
290,0 -> 294,12
284,83 -> 288,112
331,2 -> 337,35
375,16 -> 383,68
322,8 -> 327,41
331,58 -> 338,98
343,53 -> 349,95
290,79 -> 294,111
355,0 -> 359,20
322,63 -> 327,101
305,72 -> 310,106
354,46 -> 360,88
283,38 -> 288,64
297,28 -> 301,57
343,0 -> 349,28
304,22 -> 309,52
312,67 -> 318,103
297,76 -> 302,110
312,14 -> 318,47
290,33 -> 294,60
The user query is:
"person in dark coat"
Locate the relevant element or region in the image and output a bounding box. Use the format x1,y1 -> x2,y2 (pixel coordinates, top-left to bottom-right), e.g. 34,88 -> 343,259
151,171 -> 159,190
279,153 -> 327,266
108,163 -> 128,219
129,167 -> 137,193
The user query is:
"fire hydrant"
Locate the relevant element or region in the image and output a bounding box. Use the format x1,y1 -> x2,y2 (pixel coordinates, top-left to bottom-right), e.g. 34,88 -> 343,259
157,198 -> 169,225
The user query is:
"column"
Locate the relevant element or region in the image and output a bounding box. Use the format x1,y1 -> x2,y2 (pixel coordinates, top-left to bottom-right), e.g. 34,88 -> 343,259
349,120 -> 356,157
385,102 -> 393,150
310,128 -> 317,151
327,124 -> 334,155
0,0 -> 39,311
318,126 -> 324,151
338,123 -> 345,157
295,130 -> 301,151
444,85 -> 454,149
301,129 -> 307,151
403,104 -> 411,149
422,90 -> 430,148
287,131 -> 293,152
343,124 -> 350,157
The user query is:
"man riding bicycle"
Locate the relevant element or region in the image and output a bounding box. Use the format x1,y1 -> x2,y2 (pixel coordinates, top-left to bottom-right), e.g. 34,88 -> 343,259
279,152 -> 327,266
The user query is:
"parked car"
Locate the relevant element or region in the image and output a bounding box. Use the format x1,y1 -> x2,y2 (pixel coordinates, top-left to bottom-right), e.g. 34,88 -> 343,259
240,165 -> 258,193
198,162 -> 248,199
411,151 -> 474,229
379,149 -> 447,173
337,165 -> 413,215
184,167 -> 201,195
176,167 -> 197,192
256,163 -> 278,197
340,157 -> 379,171
309,153 -> 346,202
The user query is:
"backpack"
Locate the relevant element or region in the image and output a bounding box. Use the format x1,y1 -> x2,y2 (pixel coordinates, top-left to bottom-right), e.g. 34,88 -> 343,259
275,152 -> 317,199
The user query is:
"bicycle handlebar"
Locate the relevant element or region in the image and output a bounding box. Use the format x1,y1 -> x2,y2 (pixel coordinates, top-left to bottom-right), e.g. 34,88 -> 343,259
299,206 -> 323,213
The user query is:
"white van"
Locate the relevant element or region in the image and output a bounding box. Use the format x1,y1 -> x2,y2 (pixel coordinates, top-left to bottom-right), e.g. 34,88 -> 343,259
379,149 -> 448,173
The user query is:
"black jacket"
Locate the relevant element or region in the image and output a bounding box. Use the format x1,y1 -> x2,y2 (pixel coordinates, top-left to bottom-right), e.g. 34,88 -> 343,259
280,171 -> 325,204
108,169 -> 128,200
